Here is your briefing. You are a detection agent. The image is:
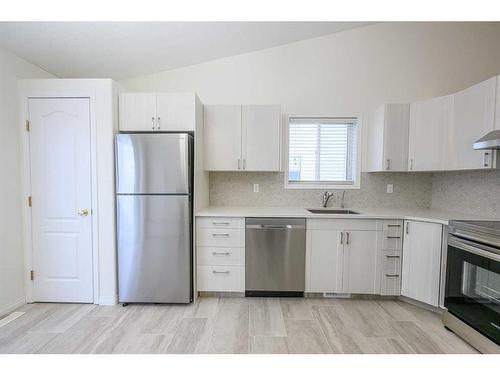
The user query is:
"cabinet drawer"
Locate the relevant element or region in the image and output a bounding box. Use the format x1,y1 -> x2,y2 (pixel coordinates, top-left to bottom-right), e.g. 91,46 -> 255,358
380,273 -> 401,296
197,228 -> 244,247
197,246 -> 244,266
197,217 -> 244,229
308,219 -> 379,231
382,221 -> 403,232
382,251 -> 401,274
197,265 -> 244,292
382,234 -> 403,251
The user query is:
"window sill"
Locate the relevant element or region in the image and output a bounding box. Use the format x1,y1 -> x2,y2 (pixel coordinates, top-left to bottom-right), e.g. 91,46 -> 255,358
284,182 -> 360,190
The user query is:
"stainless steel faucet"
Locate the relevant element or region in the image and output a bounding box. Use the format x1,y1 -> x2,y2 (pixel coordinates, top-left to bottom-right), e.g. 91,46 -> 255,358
322,191 -> 333,208
341,190 -> 346,208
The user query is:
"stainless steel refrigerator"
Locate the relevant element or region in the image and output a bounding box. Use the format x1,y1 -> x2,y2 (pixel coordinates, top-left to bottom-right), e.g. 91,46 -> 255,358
116,133 -> 193,304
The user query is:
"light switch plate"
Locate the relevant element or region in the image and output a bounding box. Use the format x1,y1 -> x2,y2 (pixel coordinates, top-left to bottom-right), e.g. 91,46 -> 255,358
253,183 -> 259,193
386,184 -> 393,194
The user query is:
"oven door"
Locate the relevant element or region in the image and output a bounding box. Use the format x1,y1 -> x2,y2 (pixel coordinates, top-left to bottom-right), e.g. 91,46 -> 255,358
445,235 -> 500,345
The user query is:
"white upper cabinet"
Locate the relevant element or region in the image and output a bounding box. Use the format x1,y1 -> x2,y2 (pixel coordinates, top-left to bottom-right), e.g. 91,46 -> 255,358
156,93 -> 196,131
119,93 -> 156,131
408,95 -> 453,171
204,104 -> 281,171
119,93 -> 196,131
242,105 -> 281,171
365,104 -> 410,172
401,220 -> 442,307
204,105 -> 242,171
451,76 -> 497,169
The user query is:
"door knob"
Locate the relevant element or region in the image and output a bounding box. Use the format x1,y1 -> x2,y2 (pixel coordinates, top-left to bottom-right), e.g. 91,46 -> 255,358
78,208 -> 90,217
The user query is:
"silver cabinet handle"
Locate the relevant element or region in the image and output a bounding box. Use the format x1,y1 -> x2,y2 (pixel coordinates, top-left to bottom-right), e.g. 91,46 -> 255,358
212,270 -> 230,274
212,252 -> 230,255
238,159 -> 241,170
386,236 -> 401,239
212,233 -> 230,237
385,274 -> 399,277
346,232 -> 350,245
212,222 -> 230,226
243,159 -> 246,170
340,232 -> 344,245
387,224 -> 401,228
386,159 -> 391,170
409,158 -> 414,170
406,222 -> 409,235
157,116 -> 161,130
151,117 -> 155,130
385,255 -> 400,258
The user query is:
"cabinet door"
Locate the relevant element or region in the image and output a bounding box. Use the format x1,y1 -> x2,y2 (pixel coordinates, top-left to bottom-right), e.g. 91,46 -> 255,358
452,77 -> 496,169
401,220 -> 442,307
119,93 -> 156,131
342,230 -> 379,294
307,229 -> 343,293
383,104 -> 410,171
156,93 -> 195,131
241,105 -> 281,171
204,105 -> 242,171
408,95 -> 453,171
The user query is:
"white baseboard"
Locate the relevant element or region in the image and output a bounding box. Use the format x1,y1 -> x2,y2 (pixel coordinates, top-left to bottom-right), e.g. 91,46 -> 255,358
0,296 -> 27,317
98,295 -> 118,306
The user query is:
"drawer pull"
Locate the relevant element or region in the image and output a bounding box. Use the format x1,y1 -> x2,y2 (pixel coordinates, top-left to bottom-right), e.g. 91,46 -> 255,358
386,236 -> 401,239
212,270 -> 230,274
212,222 -> 230,225
385,274 -> 399,277
212,252 -> 230,255
387,224 -> 401,228
212,233 -> 230,237
385,255 -> 400,258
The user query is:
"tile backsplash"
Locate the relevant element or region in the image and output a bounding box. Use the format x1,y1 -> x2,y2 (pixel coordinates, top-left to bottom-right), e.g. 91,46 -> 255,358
209,172 -> 433,208
431,169 -> 500,219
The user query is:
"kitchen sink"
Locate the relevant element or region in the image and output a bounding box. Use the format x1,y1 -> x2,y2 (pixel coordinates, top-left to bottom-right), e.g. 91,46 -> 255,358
307,209 -> 360,214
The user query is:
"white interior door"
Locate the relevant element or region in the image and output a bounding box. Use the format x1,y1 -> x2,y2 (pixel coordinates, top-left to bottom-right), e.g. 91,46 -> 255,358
29,98 -> 93,303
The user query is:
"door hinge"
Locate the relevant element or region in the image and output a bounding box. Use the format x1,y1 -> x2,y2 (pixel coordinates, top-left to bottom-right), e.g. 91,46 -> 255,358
28,196 -> 32,207
26,120 -> 30,131
30,270 -> 34,281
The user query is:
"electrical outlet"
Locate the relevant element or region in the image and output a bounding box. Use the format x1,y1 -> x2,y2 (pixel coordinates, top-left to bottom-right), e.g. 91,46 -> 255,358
386,184 -> 393,194
253,183 -> 259,193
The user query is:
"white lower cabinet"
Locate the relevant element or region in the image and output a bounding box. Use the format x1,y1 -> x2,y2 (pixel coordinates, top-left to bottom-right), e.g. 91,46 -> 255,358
196,217 -> 245,292
306,219 -> 388,295
401,220 -> 443,307
307,228 -> 343,293
342,230 -> 380,294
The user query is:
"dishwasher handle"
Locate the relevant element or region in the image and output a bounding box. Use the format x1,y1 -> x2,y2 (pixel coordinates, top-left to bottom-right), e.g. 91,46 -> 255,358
246,224 -> 304,230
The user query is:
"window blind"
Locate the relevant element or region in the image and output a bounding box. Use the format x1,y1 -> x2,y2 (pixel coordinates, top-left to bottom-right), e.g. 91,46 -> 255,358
288,117 -> 357,185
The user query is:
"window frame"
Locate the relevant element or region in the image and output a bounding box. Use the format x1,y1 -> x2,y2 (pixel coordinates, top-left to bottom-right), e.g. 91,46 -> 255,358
283,115 -> 362,190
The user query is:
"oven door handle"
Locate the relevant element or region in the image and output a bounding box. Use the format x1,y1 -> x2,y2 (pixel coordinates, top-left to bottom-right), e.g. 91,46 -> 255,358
448,236 -> 500,262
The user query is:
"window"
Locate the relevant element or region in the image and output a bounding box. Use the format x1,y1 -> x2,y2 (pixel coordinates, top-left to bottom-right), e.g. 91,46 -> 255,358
286,116 -> 360,189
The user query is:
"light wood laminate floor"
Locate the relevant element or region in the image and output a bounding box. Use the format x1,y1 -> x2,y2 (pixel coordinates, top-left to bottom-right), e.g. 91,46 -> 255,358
0,297 -> 478,354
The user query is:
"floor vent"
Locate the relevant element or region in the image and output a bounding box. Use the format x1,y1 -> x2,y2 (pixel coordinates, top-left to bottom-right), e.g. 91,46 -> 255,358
323,293 -> 351,298
0,311 -> 25,328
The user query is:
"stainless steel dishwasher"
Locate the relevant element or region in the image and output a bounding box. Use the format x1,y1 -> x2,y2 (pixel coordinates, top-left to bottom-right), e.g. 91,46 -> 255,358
245,218 -> 306,297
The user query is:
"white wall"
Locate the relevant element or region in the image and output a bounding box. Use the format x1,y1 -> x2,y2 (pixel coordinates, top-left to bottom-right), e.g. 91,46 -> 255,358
0,47 -> 54,316
122,22 -> 500,114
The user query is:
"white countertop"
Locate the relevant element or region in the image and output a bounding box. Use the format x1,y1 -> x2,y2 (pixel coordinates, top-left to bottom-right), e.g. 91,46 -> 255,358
196,206 -> 493,225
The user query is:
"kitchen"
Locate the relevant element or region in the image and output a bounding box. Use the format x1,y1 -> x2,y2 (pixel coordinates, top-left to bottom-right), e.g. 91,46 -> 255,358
1,18 -> 500,364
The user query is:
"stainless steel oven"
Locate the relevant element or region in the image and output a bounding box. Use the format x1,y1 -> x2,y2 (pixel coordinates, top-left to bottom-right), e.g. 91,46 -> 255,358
444,220 -> 500,353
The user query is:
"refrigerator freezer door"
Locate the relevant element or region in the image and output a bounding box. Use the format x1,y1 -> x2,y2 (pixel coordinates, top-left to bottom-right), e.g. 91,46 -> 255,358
116,133 -> 191,194
117,195 -> 191,303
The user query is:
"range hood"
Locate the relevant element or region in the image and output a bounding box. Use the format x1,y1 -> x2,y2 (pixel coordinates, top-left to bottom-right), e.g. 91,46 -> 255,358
473,130 -> 500,150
